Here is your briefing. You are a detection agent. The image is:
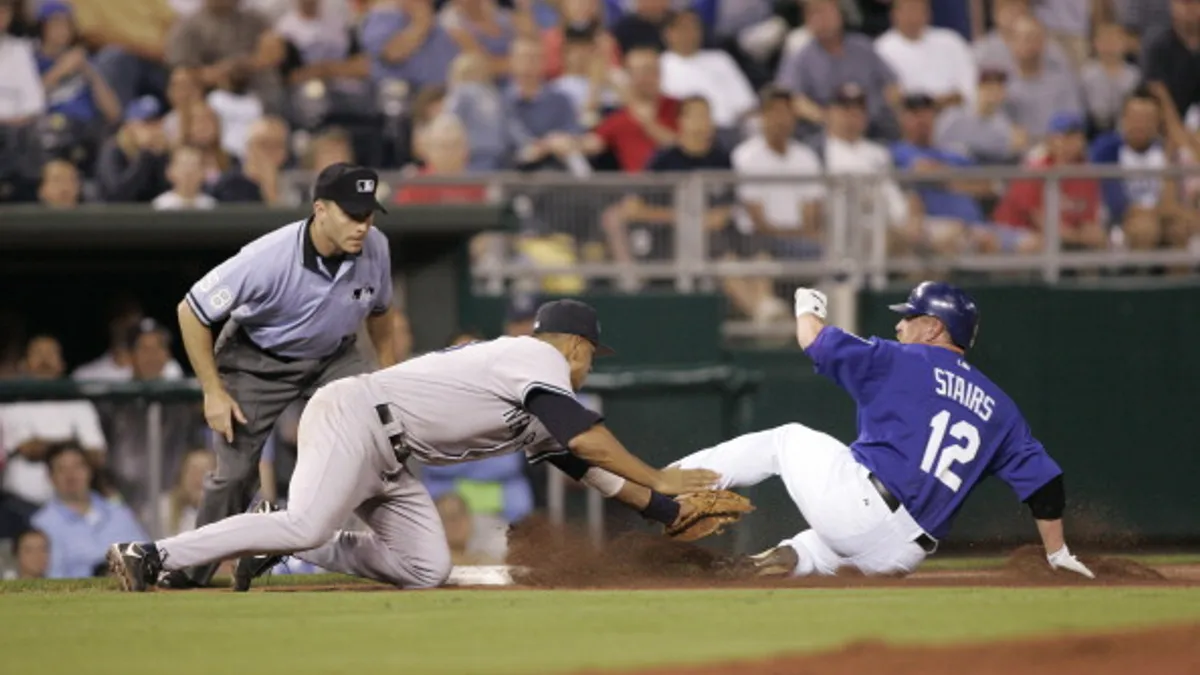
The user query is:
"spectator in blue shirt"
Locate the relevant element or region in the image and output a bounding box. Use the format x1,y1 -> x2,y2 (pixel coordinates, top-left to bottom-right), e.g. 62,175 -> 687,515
360,0 -> 461,91
1089,87 -> 1195,252
892,94 -> 1035,255
33,2 -> 121,128
31,443 -> 148,579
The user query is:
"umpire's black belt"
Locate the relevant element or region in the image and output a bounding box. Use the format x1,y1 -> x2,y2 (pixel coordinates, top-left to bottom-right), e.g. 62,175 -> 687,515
868,473 -> 938,554
375,404 -> 411,468
237,327 -> 354,363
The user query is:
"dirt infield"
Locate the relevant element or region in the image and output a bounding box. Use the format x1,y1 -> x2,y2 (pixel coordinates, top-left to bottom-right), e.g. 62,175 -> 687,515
583,623 -> 1200,675
502,517 -> 1192,590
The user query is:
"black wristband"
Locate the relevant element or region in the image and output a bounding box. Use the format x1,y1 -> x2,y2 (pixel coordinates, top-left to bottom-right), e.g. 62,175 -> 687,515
641,491 -> 681,526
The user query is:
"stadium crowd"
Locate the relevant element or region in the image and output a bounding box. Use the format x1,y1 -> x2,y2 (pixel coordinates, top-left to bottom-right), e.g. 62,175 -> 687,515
2,0 -> 1200,580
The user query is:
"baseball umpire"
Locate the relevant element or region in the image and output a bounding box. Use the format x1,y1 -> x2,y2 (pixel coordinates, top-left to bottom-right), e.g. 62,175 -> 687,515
166,162 -> 397,588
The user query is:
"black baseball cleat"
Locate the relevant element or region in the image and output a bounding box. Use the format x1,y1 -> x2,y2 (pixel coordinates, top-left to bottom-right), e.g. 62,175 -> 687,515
232,500 -> 285,592
156,570 -> 205,590
107,542 -> 163,592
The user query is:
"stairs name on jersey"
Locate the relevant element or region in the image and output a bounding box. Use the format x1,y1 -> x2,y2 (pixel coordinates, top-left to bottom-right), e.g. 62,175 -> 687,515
933,367 -> 995,422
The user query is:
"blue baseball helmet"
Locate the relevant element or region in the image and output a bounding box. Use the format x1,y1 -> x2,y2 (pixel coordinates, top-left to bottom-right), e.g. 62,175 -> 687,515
888,281 -> 980,350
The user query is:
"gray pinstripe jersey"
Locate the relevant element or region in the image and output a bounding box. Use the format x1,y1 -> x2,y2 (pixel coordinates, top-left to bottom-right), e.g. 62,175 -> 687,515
361,336 -> 573,465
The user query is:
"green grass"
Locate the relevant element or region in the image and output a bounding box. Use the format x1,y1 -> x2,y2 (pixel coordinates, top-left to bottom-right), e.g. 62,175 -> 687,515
3,584 -> 1200,674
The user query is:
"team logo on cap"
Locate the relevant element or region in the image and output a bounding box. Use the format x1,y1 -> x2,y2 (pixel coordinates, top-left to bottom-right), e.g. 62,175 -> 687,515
356,179 -> 376,193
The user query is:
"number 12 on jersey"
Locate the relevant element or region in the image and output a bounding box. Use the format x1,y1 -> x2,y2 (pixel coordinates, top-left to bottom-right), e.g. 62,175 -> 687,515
921,410 -> 981,492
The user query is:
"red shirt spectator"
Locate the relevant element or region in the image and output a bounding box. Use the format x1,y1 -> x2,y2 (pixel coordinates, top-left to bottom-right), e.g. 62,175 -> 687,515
992,155 -> 1101,231
992,113 -> 1105,250
592,96 -> 681,172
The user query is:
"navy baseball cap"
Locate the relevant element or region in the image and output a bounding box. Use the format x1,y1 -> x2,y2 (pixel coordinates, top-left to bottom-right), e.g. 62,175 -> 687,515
37,0 -> 72,21
831,82 -> 867,107
124,95 -> 163,122
124,317 -> 171,351
532,299 -> 615,356
313,162 -> 388,218
901,92 -> 937,110
1047,111 -> 1085,135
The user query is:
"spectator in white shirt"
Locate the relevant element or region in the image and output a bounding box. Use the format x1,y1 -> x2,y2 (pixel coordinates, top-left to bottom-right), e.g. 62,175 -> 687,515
0,0 -> 45,124
732,86 -> 825,257
660,9 -> 756,133
874,0 -> 978,111
0,334 -> 108,509
153,145 -> 219,210
819,83 -> 916,253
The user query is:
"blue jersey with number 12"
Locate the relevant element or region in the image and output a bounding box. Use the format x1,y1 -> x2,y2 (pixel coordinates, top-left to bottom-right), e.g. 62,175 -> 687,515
805,327 -> 1062,540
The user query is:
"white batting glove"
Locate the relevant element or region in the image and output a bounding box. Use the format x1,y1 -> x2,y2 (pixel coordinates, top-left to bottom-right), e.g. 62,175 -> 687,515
794,288 -> 828,320
1047,545 -> 1095,579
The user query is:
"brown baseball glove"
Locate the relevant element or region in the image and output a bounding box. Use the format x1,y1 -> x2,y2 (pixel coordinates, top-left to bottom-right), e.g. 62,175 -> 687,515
664,490 -> 755,542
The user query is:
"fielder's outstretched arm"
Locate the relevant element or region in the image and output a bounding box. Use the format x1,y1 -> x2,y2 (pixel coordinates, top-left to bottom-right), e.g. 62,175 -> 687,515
525,390 -> 719,495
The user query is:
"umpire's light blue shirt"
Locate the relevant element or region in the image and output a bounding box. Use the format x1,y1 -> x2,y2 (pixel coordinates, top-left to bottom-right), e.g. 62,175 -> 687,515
185,219 -> 393,360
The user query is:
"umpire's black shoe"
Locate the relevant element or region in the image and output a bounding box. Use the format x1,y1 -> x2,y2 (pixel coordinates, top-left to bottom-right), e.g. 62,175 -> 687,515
107,542 -> 163,592
233,501 -> 285,592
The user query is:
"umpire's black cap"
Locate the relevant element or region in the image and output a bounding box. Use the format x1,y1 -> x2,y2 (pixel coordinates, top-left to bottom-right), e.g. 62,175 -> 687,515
532,299 -> 615,356
313,162 -> 388,217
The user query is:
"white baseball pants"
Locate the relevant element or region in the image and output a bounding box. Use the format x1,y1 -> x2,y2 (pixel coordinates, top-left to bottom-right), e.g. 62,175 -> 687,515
672,423 -> 930,576
157,378 -> 451,588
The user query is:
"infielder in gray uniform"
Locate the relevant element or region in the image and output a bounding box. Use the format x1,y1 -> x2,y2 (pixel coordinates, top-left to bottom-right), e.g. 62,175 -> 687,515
108,300 -> 721,591
164,163 -> 397,588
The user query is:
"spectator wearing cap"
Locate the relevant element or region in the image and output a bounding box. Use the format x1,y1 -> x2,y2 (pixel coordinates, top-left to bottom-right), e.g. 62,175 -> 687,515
732,86 -> 826,262
933,68 -> 1028,164
359,0 -> 462,95
1080,22 -> 1140,136
874,0 -> 978,111
31,442 -> 149,578
95,95 -> 171,203
892,93 -> 1029,256
210,116 -> 298,205
33,1 -> 122,132
37,159 -> 81,209
660,9 -> 756,133
94,318 -> 209,510
166,161 -> 396,589
581,46 -> 680,172
0,334 -> 108,510
164,0 -> 284,115
1141,0 -> 1200,121
992,112 -> 1106,252
1090,87 -> 1197,253
1000,15 -> 1083,144
816,83 -> 912,241
774,0 -> 900,141
153,146 -> 219,210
